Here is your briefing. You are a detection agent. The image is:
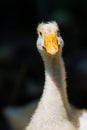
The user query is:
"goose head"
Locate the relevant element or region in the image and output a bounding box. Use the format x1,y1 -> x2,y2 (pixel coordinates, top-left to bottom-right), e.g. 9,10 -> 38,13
36,21 -> 64,56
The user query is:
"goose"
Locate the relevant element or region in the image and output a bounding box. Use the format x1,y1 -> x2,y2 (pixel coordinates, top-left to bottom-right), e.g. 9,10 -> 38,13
26,21 -> 86,130
3,21 -> 87,130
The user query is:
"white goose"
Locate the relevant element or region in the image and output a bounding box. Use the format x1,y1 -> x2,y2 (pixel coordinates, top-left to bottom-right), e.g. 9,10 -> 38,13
26,21 -> 87,130
4,21 -> 87,130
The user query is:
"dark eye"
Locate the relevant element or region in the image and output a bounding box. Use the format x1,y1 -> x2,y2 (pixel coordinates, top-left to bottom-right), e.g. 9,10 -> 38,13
57,30 -> 60,37
39,32 -> 42,36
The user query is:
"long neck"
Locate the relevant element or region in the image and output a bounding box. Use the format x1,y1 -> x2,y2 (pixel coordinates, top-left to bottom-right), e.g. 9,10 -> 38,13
41,53 -> 70,117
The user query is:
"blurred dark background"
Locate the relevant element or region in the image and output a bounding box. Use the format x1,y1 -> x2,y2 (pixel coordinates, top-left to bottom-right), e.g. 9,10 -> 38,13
0,0 -> 87,129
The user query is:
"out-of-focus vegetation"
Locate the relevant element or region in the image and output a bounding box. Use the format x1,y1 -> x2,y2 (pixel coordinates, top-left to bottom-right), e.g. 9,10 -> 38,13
0,0 -> 87,129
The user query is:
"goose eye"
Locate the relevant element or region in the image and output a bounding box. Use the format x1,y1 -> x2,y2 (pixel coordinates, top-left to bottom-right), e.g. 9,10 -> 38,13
39,32 -> 42,36
57,30 -> 60,37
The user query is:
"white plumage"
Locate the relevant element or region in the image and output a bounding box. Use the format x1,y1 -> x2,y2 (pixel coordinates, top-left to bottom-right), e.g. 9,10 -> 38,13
26,21 -> 79,130
3,21 -> 87,130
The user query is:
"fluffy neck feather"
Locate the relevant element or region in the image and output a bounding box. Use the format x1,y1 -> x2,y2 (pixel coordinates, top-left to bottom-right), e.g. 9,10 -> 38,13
40,52 -> 70,119
26,50 -> 79,130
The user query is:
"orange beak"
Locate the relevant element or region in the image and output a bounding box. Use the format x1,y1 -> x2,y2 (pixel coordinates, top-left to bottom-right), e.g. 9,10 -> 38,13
43,34 -> 59,55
